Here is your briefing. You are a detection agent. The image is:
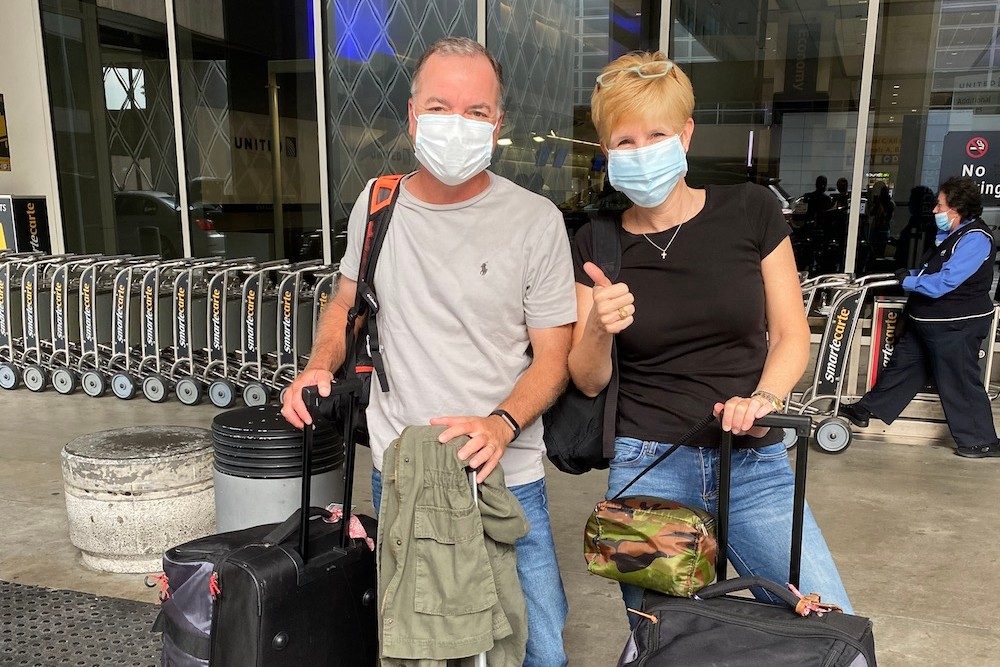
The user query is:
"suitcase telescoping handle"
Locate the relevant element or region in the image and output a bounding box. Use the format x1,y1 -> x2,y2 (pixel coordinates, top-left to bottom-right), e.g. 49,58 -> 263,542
301,380 -> 363,560
716,413 -> 812,589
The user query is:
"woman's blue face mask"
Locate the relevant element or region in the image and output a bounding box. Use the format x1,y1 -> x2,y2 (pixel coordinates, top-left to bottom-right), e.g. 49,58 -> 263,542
934,211 -> 953,232
607,135 -> 688,208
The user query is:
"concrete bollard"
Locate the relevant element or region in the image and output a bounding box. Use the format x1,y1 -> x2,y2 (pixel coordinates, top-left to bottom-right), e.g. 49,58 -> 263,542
61,426 -> 215,574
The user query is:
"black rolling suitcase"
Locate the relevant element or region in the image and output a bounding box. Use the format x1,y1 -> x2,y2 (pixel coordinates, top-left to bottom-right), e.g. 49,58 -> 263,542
155,382 -> 378,666
618,414 -> 877,667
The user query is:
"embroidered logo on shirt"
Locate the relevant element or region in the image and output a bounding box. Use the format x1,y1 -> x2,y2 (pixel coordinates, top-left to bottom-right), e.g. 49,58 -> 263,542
481,262 -> 488,276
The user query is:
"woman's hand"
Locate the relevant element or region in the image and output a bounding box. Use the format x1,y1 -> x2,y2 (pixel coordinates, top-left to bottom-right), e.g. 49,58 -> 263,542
714,395 -> 773,438
583,262 -> 635,335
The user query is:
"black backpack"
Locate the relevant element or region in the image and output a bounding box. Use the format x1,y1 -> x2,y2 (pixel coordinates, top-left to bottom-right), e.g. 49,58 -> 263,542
338,175 -> 402,446
542,215 -> 621,474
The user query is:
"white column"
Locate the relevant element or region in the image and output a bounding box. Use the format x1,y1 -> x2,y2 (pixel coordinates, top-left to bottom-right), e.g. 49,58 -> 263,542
659,0 -> 672,55
845,0 -> 881,274
477,0 -> 487,46
313,0 -> 332,264
164,0 -> 193,257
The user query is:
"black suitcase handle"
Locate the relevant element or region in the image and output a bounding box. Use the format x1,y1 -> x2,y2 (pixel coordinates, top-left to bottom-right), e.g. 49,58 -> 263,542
263,507 -> 333,546
695,576 -> 801,610
301,383 -> 362,559
716,413 -> 811,589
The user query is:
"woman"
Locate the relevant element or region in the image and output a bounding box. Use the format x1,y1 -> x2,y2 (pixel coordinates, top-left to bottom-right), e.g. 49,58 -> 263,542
567,52 -> 853,619
841,177 -> 999,458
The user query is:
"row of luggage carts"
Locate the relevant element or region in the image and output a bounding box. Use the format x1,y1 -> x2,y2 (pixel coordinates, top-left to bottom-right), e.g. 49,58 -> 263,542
0,251 -> 338,408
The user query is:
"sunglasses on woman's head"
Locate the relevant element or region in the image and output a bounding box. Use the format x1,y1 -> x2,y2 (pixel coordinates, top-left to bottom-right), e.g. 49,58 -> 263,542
596,61 -> 675,89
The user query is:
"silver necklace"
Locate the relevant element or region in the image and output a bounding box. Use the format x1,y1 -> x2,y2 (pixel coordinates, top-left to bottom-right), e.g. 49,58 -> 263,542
643,223 -> 684,259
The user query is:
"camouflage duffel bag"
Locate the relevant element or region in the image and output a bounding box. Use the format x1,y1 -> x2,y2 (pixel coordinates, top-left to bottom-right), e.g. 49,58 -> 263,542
585,496 -> 717,597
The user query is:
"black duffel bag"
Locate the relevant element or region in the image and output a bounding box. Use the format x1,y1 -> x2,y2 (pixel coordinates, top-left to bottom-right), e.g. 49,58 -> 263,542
618,414 -> 876,666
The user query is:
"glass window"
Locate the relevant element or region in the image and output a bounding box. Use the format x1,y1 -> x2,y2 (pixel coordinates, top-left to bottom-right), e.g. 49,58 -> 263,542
41,0 -> 182,258
174,0 -> 322,260
862,0 -> 1000,273
488,0 -> 659,237
321,0 -> 475,261
670,0 -> 867,276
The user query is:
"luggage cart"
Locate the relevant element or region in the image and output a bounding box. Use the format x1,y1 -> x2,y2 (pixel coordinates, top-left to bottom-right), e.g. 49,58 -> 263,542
0,252 -> 44,389
203,260 -> 287,409
168,257 -> 254,405
272,264 -> 340,405
785,273 -> 899,453
75,255 -> 159,397
47,255 -> 146,395
267,261 -> 329,404
20,254 -> 100,392
231,259 -> 301,407
107,257 -> 190,400
134,258 -> 221,403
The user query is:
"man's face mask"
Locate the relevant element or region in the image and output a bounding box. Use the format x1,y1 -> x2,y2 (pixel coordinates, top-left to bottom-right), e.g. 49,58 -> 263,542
413,113 -> 496,186
607,134 -> 688,208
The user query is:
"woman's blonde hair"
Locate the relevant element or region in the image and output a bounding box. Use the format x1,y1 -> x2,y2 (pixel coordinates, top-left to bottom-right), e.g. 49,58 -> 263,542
591,51 -> 694,145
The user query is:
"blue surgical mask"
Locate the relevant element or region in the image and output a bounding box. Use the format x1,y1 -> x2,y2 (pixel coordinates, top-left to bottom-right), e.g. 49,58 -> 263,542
608,135 -> 688,208
934,211 -> 953,232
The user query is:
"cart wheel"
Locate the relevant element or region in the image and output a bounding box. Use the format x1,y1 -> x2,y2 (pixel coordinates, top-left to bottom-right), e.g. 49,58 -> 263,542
0,363 -> 20,390
175,378 -> 203,406
81,371 -> 107,398
815,417 -> 853,454
243,383 -> 269,407
111,373 -> 137,400
143,375 -> 169,403
23,365 -> 48,392
209,380 -> 237,409
52,368 -> 78,395
782,427 -> 798,451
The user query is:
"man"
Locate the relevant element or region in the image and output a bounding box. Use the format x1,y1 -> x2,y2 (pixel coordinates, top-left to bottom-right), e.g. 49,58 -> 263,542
831,177 -> 850,208
282,37 -> 575,665
840,177 -> 999,458
802,175 -> 833,220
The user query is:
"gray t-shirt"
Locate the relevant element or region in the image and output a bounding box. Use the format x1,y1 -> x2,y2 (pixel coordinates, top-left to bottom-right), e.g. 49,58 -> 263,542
339,172 -> 576,486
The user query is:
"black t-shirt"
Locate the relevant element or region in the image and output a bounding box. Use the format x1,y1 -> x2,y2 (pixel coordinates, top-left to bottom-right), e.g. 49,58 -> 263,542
572,183 -> 790,447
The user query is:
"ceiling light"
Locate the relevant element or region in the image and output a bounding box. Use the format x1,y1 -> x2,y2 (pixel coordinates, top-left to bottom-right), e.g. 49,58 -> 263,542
911,108 -> 917,112
532,135 -> 545,143
893,85 -> 900,89
891,101 -> 897,105
892,92 -> 898,96
497,138 -> 512,146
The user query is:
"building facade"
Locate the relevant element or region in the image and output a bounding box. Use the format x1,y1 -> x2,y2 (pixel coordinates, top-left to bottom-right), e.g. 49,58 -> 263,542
1,0 -> 998,274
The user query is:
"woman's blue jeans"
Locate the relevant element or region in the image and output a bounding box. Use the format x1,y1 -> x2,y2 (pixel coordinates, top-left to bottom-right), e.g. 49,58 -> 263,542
607,438 -> 853,625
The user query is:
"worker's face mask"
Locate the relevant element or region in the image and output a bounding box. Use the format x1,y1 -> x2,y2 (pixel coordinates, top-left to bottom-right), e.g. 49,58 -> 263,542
934,210 -> 954,232
607,135 -> 688,208
413,113 -> 496,186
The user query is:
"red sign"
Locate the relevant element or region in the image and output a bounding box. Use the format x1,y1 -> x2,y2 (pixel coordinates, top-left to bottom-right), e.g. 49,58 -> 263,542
966,136 -> 989,159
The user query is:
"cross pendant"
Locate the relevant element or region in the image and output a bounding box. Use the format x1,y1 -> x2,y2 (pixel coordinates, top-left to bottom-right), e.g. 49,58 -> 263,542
661,250 -> 667,259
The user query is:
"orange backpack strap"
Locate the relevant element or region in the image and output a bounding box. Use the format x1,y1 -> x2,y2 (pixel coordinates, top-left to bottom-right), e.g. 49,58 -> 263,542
358,175 -> 403,285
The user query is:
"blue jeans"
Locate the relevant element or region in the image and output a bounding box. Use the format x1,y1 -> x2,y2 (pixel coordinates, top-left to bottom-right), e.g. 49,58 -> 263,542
372,470 -> 569,666
607,438 -> 853,625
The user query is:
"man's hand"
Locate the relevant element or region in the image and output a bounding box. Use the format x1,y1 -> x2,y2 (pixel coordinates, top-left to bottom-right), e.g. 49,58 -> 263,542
430,414 -> 515,483
281,368 -> 334,429
713,395 -> 772,438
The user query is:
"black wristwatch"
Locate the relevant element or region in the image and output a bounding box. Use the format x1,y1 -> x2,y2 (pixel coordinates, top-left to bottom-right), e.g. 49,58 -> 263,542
490,409 -> 521,441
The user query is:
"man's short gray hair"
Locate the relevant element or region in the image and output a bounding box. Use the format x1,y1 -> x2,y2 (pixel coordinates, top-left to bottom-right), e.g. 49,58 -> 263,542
411,37 -> 505,110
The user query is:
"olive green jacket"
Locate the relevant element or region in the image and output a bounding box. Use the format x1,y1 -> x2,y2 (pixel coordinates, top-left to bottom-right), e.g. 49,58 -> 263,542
377,426 -> 529,666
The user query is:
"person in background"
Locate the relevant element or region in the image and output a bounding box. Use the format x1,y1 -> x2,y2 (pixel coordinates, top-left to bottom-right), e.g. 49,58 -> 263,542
568,51 -> 853,626
840,177 -> 999,458
831,177 -> 850,208
866,181 -> 895,266
802,175 -> 833,221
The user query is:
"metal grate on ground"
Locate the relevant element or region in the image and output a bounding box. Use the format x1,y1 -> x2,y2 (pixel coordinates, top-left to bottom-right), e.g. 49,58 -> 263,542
0,580 -> 159,666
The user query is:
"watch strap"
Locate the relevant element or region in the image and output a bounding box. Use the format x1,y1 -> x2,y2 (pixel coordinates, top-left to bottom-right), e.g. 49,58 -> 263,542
490,409 -> 521,441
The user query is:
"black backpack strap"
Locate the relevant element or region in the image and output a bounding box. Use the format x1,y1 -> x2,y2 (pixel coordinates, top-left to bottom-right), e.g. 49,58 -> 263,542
348,175 -> 403,391
590,214 -> 623,457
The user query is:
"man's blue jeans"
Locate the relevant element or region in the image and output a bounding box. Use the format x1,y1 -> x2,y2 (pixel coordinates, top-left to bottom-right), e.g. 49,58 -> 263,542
607,438 -> 853,626
372,469 -> 568,666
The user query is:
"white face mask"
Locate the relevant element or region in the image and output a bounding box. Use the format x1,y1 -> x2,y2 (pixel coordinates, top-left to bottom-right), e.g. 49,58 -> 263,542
413,113 -> 496,186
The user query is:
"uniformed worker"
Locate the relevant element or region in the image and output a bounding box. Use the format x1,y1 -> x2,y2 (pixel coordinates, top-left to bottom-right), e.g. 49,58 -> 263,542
840,176 -> 999,458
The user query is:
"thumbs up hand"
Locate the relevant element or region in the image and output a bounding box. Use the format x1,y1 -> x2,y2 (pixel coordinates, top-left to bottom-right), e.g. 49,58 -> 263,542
583,261 -> 635,335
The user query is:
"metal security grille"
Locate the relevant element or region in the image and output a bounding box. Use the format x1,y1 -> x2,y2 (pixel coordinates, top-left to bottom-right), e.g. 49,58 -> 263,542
0,580 -> 160,667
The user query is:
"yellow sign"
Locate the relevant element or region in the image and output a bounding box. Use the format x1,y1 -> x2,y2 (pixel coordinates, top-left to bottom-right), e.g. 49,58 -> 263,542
0,94 -> 9,172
